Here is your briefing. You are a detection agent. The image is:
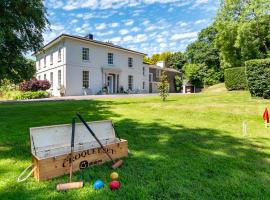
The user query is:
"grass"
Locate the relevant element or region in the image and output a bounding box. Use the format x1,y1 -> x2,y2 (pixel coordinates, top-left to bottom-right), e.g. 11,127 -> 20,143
0,88 -> 270,199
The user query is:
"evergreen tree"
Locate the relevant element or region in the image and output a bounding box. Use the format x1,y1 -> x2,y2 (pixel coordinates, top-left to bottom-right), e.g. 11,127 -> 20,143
157,72 -> 169,101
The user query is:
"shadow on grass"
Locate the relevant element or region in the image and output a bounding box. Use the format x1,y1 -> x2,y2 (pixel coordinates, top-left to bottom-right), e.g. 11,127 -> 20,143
0,100 -> 270,199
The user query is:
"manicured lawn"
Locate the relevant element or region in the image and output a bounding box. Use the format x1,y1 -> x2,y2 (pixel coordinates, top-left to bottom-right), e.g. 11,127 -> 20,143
0,88 -> 270,199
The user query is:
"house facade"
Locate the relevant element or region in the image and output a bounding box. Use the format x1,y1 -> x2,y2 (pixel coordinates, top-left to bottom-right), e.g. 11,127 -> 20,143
146,63 -> 181,93
35,34 -> 148,96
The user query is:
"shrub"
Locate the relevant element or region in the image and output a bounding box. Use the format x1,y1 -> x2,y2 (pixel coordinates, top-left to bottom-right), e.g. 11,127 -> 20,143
19,79 -> 51,91
157,72 -> 169,101
174,75 -> 182,92
0,79 -> 16,97
245,58 -> 270,99
14,91 -> 50,100
224,67 -> 247,90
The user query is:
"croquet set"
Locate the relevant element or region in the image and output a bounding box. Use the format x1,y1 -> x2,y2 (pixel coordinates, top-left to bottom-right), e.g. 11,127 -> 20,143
17,112 -> 128,191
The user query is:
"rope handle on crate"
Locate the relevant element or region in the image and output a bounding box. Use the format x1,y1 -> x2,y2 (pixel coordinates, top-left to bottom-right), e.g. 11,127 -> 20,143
17,164 -> 37,182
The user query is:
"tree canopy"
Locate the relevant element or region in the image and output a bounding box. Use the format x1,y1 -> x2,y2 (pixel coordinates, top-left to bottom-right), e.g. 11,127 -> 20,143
215,0 -> 270,68
0,0 -> 48,83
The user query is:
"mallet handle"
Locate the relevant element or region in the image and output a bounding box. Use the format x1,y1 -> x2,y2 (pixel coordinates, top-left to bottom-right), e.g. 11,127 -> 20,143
76,113 -> 115,162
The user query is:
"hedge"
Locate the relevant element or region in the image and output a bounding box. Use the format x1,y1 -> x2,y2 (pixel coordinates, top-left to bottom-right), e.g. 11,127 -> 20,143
224,67 -> 247,90
11,91 -> 50,100
245,58 -> 270,99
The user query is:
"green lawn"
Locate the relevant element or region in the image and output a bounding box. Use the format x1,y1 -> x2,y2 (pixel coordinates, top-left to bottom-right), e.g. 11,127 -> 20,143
0,89 -> 270,199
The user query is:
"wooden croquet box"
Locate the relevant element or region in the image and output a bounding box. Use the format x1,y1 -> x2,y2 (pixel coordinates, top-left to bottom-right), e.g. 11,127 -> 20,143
30,120 -> 128,181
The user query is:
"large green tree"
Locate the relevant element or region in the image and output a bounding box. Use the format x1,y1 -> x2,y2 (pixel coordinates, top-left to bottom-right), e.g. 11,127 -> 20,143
185,25 -> 223,87
0,0 -> 48,83
215,0 -> 270,68
167,52 -> 186,70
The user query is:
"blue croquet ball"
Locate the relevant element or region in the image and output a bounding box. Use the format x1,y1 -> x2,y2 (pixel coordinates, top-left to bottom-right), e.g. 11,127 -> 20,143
93,180 -> 104,190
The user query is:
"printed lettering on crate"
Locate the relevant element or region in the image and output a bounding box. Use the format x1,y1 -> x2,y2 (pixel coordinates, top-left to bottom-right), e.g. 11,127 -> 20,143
29,120 -> 128,181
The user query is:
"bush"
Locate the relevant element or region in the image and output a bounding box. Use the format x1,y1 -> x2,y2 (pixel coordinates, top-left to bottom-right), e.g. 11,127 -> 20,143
14,91 -> 50,100
0,79 -> 16,97
245,58 -> 270,99
19,79 -> 51,91
224,67 -> 247,90
174,75 -> 182,92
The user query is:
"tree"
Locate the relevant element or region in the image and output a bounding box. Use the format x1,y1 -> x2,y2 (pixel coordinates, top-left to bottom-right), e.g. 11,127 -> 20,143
0,0 -> 48,83
215,0 -> 270,68
157,72 -> 169,101
185,25 -> 223,87
167,52 -> 186,70
143,52 -> 172,66
183,63 -> 204,88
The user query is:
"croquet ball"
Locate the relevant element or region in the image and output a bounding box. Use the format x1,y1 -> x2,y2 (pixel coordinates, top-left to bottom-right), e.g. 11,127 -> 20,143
110,172 -> 119,180
93,180 -> 104,190
109,180 -> 121,190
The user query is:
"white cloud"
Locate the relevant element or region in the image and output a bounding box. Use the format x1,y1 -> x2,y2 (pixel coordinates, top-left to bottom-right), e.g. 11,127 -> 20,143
194,19 -> 208,24
131,27 -> 140,32
95,23 -> 107,30
134,34 -> 148,43
145,25 -> 158,32
124,19 -> 134,26
57,0 -> 191,11
111,36 -> 121,43
119,29 -> 129,35
110,22 -> 119,27
142,20 -> 150,26
160,43 -> 167,48
70,19 -> 78,24
170,32 -> 198,41
191,0 -> 209,9
96,30 -> 114,36
123,35 -> 134,42
50,24 -> 64,31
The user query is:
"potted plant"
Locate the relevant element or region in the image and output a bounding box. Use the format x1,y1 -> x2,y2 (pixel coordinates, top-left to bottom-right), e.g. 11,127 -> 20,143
102,85 -> 108,94
59,85 -> 65,97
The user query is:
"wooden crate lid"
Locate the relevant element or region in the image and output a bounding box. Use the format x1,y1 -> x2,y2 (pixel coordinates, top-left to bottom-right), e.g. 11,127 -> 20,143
30,120 -> 116,159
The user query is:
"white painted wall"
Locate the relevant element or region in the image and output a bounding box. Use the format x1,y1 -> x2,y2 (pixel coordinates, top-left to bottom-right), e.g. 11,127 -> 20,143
36,40 -> 66,96
64,38 -> 147,95
36,36 -> 148,96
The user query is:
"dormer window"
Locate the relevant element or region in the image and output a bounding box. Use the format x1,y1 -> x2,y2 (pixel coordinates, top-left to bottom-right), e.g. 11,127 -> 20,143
82,47 -> 89,61
108,53 -> 113,65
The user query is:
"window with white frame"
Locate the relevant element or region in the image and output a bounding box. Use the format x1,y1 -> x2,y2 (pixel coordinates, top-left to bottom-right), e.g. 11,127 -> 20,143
149,73 -> 153,82
38,75 -> 41,80
50,72 -> 53,88
108,53 -> 113,64
156,69 -> 161,78
82,47 -> 89,61
58,48 -> 62,62
128,75 -> 133,90
82,71 -> 89,88
143,67 -> 145,75
50,53 -> 53,65
44,74 -> 46,80
44,55 -> 46,67
58,70 -> 61,87
38,60 -> 41,70
128,57 -> 133,68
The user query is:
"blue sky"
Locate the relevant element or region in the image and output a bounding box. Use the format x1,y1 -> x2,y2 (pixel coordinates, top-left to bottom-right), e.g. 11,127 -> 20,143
44,0 -> 219,56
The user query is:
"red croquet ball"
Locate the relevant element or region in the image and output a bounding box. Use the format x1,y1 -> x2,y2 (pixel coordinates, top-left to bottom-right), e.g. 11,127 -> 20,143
109,180 -> 121,190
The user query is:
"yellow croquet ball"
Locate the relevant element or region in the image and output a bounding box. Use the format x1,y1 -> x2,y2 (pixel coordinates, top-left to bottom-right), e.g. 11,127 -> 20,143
110,172 -> 119,180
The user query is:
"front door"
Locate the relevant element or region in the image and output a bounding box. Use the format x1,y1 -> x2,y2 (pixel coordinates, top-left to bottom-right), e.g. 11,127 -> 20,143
107,75 -> 114,93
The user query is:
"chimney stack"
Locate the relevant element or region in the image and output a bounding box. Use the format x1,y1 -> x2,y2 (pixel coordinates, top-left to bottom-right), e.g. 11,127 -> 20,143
85,33 -> 93,40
